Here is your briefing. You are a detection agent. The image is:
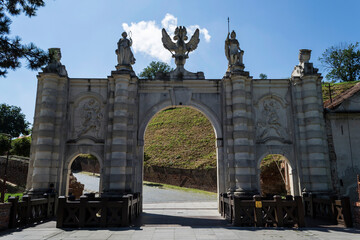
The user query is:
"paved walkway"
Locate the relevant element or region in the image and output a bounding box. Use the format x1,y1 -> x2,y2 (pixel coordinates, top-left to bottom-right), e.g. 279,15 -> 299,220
72,172 -> 100,194
1,201 -> 359,240
1,177 -> 359,239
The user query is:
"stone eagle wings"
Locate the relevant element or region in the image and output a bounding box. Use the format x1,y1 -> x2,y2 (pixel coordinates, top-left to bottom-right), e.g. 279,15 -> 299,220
161,27 -> 200,57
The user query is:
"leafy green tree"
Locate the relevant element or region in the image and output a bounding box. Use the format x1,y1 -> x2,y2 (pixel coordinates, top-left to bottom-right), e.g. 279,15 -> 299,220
319,42 -> 360,82
0,134 -> 11,155
259,73 -> 268,79
139,61 -> 173,79
0,103 -> 30,137
11,136 -> 31,157
0,0 -> 48,77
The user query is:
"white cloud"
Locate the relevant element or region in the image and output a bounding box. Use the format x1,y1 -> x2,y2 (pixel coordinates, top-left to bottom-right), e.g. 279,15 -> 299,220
122,14 -> 211,63
188,25 -> 211,43
161,13 -> 177,34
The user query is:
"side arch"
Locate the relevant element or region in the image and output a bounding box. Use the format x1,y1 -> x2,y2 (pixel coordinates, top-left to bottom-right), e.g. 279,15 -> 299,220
60,147 -> 104,196
256,149 -> 298,196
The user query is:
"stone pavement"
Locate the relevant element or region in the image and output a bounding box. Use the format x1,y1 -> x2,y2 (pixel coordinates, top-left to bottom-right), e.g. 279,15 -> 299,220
1,201 -> 360,240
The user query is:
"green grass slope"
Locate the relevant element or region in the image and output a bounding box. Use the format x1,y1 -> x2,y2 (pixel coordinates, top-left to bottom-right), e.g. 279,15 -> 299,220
144,107 -> 216,169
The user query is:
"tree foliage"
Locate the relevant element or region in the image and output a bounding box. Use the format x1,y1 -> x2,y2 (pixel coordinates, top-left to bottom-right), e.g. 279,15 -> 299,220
11,136 -> 31,157
0,103 -> 30,137
0,134 -> 11,155
0,0 -> 48,77
139,61 -> 173,79
319,42 -> 360,82
259,73 -> 268,79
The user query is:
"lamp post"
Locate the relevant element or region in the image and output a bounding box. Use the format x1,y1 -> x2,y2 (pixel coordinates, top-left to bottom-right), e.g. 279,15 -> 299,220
0,133 -> 11,203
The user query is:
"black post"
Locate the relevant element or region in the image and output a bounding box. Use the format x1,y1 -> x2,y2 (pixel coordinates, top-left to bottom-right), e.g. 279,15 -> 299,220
1,133 -> 11,203
8,196 -> 18,228
56,196 -> 66,228
274,195 -> 284,227
254,195 -> 263,227
295,196 -> 305,227
79,196 -> 87,227
340,197 -> 353,228
22,195 -> 31,225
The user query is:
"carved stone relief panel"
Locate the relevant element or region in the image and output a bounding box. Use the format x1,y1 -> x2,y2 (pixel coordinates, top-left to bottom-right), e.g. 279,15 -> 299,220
255,96 -> 291,144
71,97 -> 104,140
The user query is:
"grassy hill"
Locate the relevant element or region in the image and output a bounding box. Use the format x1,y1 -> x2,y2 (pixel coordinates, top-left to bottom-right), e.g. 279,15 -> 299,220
144,81 -> 359,170
144,107 -> 216,169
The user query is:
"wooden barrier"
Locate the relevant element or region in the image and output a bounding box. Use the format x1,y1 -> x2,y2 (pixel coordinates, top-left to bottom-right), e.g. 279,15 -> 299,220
0,202 -> 11,230
303,193 -> 352,228
56,192 -> 141,228
8,193 -> 57,228
220,193 -> 305,228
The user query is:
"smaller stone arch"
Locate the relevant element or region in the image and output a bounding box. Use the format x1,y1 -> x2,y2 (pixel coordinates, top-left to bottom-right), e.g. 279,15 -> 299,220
256,148 -> 298,196
61,147 -> 104,196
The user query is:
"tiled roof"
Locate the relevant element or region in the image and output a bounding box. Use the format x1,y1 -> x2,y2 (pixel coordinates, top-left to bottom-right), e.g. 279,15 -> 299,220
324,82 -> 360,109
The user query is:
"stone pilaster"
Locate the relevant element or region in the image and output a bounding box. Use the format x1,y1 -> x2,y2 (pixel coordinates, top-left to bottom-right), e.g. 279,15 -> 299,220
26,72 -> 68,196
222,76 -> 235,191
103,70 -> 138,195
291,49 -> 332,194
224,71 -> 257,195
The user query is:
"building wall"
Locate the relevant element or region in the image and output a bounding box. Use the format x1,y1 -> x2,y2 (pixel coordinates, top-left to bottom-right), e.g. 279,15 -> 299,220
326,92 -> 360,202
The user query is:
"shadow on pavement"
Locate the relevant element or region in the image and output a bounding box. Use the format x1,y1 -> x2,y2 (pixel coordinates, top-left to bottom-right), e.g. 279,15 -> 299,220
132,212 -> 230,227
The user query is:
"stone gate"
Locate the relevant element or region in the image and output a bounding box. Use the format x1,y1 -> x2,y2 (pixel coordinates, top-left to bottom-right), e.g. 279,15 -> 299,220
26,28 -> 332,198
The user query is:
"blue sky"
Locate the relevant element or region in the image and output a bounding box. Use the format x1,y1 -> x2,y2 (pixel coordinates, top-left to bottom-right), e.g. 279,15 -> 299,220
1,0 -> 360,124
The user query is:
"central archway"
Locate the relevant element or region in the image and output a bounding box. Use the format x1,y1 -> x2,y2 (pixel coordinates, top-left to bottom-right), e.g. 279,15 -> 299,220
143,107 -> 217,192
136,100 -> 224,197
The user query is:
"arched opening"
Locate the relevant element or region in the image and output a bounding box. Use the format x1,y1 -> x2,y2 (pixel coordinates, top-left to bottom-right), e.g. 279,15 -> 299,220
259,154 -> 294,197
67,154 -> 101,199
142,106 -> 218,203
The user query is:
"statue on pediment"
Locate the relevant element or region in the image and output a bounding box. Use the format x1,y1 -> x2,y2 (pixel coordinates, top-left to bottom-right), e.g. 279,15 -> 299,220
225,30 -> 244,72
42,48 -> 67,76
115,32 -> 136,70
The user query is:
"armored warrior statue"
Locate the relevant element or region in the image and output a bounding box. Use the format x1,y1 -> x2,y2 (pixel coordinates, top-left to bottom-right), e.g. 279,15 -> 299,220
225,30 -> 244,72
161,26 -> 204,80
115,31 -> 136,70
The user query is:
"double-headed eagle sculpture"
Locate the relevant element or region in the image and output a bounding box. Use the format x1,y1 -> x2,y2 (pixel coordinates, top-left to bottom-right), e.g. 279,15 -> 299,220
161,26 -> 204,79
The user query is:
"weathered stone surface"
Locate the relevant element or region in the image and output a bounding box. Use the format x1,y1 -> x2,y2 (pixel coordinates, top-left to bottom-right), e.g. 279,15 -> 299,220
26,41 -> 335,200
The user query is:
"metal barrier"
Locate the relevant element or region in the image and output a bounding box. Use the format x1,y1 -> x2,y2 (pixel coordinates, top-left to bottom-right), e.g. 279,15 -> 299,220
220,193 -> 305,227
303,193 -> 352,228
56,193 -> 141,228
8,194 -> 57,228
